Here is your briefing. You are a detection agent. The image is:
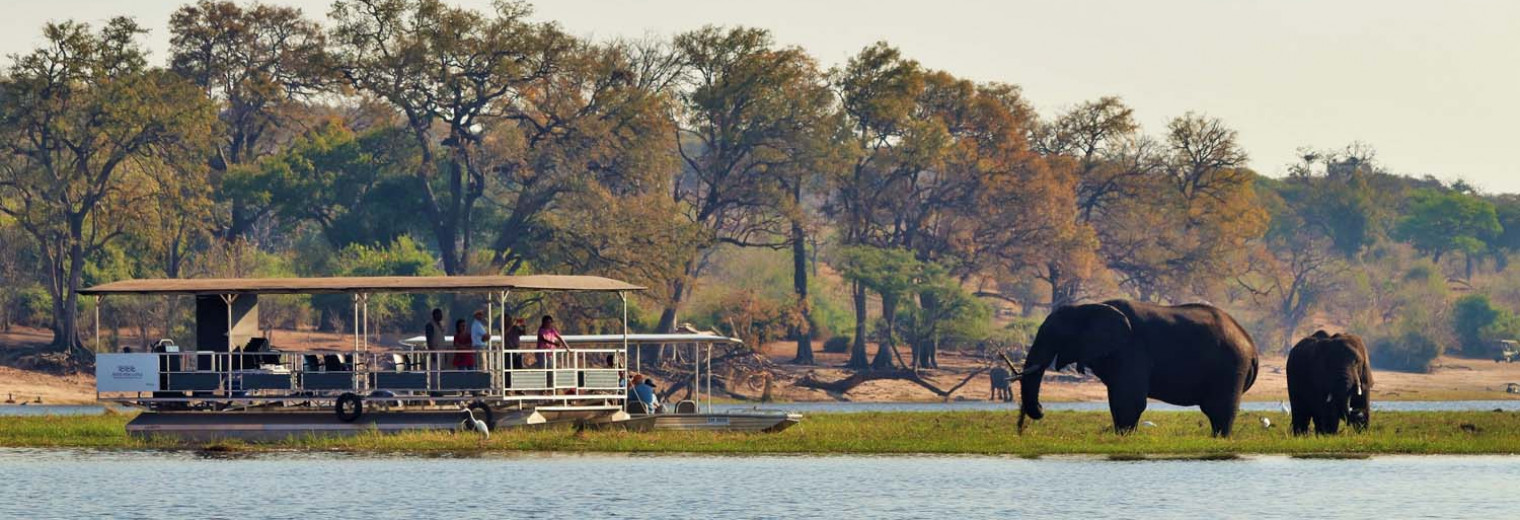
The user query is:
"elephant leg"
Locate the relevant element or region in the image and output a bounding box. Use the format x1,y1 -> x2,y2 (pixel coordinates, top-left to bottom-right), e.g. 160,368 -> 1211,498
1289,398 -> 1312,436
1199,380 -> 1244,437
1106,375 -> 1148,434
1313,405 -> 1340,435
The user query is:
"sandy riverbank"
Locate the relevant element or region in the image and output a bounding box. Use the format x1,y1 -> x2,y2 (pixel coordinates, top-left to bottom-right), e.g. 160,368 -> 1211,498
4,327 -> 1519,405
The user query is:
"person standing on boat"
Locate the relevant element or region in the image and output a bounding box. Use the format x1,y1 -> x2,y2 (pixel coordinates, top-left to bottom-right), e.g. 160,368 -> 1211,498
504,314 -> 525,370
471,310 -> 490,368
452,319 -> 476,370
538,315 -> 568,367
424,308 -> 449,374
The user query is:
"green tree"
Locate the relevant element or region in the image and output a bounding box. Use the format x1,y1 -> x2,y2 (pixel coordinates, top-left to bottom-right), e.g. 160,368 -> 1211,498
664,26 -> 830,339
0,18 -> 216,363
1395,188 -> 1500,280
835,246 -> 925,369
331,0 -> 574,275
169,0 -> 330,240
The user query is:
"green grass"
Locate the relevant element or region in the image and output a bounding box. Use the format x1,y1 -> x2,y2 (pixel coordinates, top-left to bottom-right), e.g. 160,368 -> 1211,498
2,410 -> 1518,456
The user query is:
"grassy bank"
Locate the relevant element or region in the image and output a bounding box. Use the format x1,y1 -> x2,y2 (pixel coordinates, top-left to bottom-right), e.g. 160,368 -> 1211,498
2,410 -> 1518,456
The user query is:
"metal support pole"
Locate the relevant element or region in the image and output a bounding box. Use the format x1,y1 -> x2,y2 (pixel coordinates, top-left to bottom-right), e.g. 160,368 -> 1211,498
93,296 -> 101,353
351,294 -> 360,353
708,345 -> 714,413
620,291 -> 633,373
221,294 -> 237,395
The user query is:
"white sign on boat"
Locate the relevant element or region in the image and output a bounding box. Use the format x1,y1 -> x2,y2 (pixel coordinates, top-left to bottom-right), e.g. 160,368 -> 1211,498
96,353 -> 159,392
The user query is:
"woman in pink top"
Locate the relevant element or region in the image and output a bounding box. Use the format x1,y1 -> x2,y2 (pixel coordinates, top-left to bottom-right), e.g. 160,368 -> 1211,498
537,315 -> 569,350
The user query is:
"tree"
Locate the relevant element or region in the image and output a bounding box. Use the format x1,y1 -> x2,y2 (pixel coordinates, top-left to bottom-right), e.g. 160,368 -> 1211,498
836,247 -> 925,370
664,26 -> 828,338
1395,188 -> 1500,280
828,42 -> 925,369
0,18 -> 216,362
169,0 -> 330,240
232,121 -> 424,248
1098,113 -> 1267,302
480,39 -> 683,275
331,0 -> 574,275
1239,189 -> 1348,352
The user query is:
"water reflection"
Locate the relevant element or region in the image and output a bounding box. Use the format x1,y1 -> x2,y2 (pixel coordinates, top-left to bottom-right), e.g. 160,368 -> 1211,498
0,449 -> 1515,519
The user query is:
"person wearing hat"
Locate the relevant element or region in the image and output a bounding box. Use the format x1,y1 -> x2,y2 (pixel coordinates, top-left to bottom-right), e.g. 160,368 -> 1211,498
470,309 -> 491,359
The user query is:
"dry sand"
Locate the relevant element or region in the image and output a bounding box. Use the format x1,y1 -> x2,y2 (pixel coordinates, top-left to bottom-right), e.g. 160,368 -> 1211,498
4,328 -> 1520,405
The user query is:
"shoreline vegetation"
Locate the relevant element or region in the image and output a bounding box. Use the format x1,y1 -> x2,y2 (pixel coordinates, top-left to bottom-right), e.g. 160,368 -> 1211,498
2,411 -> 1517,457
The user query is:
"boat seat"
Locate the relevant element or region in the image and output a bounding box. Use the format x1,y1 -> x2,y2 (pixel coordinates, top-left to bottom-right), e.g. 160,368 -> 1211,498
440,371 -> 491,390
373,372 -> 428,390
302,372 -> 355,391
674,400 -> 698,414
164,372 -> 220,391
239,373 -> 292,391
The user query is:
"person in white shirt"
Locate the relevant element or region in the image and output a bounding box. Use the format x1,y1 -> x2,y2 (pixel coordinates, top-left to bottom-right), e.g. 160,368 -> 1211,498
471,310 -> 490,354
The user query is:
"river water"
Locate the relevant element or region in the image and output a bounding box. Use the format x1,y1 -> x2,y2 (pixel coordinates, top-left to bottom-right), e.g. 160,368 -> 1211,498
5,400 -> 1520,417
0,449 -> 1515,519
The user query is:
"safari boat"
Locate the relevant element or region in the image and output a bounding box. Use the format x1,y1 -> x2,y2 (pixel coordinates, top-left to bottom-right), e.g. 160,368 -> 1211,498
82,275 -> 800,440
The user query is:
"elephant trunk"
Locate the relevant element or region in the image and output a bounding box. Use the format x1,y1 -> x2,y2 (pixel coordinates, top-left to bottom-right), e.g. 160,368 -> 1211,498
1020,335 -> 1057,421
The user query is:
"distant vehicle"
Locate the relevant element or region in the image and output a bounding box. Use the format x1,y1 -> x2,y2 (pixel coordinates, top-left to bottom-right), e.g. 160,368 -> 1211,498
1496,340 -> 1519,363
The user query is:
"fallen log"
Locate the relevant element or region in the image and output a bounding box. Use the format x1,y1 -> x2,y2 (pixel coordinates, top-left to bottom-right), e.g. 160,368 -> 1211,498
797,366 -> 990,401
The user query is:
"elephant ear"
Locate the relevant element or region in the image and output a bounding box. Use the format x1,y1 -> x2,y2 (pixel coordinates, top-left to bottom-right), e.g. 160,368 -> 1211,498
1055,303 -> 1131,369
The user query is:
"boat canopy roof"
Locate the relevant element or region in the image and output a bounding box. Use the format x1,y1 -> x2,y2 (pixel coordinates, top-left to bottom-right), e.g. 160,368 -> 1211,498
398,333 -> 741,348
80,275 -> 645,296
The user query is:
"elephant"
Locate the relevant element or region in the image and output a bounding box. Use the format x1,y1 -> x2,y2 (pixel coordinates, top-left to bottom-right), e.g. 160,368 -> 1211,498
1286,330 -> 1373,435
1017,300 -> 1259,437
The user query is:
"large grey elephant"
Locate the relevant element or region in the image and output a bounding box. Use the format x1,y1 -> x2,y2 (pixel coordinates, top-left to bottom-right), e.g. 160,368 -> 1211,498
1286,330 -> 1372,435
1018,300 -> 1260,437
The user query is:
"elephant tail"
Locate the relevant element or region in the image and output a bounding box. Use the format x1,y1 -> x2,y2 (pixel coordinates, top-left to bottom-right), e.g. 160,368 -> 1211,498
1244,355 -> 1259,393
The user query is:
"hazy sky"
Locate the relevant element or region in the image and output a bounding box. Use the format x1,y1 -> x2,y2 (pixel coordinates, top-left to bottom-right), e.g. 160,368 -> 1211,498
4,1 -> 1516,191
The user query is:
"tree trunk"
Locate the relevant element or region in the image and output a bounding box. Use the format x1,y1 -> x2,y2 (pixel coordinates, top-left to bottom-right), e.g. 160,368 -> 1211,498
51,218 -> 92,367
871,291 -> 897,370
846,281 -> 870,369
790,219 -> 814,365
916,290 -> 940,369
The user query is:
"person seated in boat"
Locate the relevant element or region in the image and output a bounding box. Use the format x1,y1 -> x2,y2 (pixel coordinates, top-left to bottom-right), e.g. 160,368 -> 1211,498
452,319 -> 476,370
629,374 -> 661,413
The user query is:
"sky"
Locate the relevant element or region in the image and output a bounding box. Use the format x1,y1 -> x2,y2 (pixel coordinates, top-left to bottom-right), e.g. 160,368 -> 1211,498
3,0 -> 1516,191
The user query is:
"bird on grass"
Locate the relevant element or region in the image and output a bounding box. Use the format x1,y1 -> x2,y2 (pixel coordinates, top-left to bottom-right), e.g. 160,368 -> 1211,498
1259,416 -> 1273,429
1140,421 -> 1158,428
461,408 -> 490,440
1279,401 -> 1291,414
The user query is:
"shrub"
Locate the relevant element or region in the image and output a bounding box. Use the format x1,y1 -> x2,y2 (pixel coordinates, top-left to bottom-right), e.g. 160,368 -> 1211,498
1451,294 -> 1520,358
1369,330 -> 1444,373
822,336 -> 852,353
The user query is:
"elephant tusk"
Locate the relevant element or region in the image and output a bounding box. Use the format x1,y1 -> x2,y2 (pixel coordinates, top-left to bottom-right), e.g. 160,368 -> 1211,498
1356,386 -> 1363,396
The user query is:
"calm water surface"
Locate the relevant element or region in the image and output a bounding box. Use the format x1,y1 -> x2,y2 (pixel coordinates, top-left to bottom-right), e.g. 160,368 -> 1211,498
0,449 -> 1515,519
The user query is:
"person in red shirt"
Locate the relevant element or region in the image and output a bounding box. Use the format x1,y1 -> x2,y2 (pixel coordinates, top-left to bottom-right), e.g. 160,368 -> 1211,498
452,319 -> 476,370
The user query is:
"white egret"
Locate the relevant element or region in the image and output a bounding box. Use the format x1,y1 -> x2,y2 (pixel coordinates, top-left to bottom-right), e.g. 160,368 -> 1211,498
1259,416 -> 1273,429
1279,401 -> 1291,414
462,408 -> 490,439
1140,421 -> 1157,428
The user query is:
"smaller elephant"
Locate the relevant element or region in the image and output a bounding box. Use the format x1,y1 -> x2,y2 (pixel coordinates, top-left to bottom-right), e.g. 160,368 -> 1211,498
1287,330 -> 1373,435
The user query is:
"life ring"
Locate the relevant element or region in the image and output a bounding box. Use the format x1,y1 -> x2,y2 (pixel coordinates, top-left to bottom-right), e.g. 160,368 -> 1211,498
467,400 -> 494,431
335,393 -> 364,422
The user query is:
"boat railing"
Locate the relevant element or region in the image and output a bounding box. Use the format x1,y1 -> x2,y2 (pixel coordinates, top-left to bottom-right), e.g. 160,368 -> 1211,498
95,347 -> 629,407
